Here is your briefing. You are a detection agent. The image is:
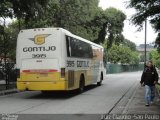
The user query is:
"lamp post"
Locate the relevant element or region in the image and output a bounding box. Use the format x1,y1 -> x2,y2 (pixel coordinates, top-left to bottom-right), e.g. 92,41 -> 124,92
144,19 -> 147,68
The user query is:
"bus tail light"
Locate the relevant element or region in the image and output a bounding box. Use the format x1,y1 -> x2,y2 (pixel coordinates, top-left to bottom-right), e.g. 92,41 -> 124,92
22,69 -> 58,73
61,68 -> 65,78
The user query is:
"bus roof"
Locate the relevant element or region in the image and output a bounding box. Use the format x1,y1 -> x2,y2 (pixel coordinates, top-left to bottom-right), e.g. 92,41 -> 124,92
60,28 -> 103,49
19,27 -> 103,49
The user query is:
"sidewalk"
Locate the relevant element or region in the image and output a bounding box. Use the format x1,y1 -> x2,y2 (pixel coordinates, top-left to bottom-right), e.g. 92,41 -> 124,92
124,86 -> 160,114
0,80 -> 19,96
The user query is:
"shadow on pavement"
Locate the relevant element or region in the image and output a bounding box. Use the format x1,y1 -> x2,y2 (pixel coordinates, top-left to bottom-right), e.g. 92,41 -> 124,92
26,84 -> 99,100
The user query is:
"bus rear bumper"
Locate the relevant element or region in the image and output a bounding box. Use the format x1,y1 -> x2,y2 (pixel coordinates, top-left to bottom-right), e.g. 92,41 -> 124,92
17,81 -> 67,91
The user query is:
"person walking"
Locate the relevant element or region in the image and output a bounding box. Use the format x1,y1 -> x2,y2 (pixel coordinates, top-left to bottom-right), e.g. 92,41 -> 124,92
140,61 -> 159,106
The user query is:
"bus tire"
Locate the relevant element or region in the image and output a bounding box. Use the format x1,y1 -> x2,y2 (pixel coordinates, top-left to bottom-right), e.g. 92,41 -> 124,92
78,75 -> 85,93
97,73 -> 103,86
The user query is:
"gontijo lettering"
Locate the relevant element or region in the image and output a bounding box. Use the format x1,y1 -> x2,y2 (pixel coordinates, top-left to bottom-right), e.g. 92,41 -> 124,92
23,46 -> 56,52
77,61 -> 89,67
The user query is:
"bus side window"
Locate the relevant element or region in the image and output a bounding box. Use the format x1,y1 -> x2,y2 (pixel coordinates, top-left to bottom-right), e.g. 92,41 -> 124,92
70,38 -> 78,57
103,52 -> 107,67
66,36 -> 71,57
88,45 -> 93,58
66,36 -> 93,59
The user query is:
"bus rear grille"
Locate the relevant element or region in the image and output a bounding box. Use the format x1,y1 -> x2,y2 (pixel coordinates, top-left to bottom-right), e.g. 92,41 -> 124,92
68,70 -> 74,88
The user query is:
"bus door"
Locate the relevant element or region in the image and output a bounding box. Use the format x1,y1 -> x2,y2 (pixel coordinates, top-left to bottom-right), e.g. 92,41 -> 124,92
92,45 -> 101,83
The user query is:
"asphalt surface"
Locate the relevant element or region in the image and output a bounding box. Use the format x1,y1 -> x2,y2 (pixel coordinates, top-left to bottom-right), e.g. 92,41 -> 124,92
1,71 -> 159,120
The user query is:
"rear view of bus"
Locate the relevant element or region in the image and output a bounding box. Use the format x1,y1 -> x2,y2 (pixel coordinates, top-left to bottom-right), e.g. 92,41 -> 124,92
16,28 -> 66,91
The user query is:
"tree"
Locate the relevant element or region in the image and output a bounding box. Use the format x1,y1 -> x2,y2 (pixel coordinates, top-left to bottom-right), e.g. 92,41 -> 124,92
0,1 -> 13,19
0,28 -> 16,60
108,44 -> 139,64
52,0 -> 100,40
93,7 -> 126,48
122,39 -> 136,51
128,0 -> 160,50
131,51 -> 140,64
0,20 -> 19,63
0,0 -> 126,46
108,45 -> 121,64
149,50 -> 160,68
6,0 -> 100,40
0,21 -> 17,85
0,0 -> 50,29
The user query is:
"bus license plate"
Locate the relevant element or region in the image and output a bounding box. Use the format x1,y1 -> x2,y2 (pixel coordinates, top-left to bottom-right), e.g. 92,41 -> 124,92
39,73 -> 48,77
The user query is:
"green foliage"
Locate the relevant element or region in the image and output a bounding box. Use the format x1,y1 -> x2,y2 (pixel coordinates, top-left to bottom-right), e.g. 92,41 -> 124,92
0,26 -> 17,62
131,51 -> 140,65
93,7 -> 126,47
128,0 -> 160,51
8,0 -> 49,28
0,1 -> 13,18
149,50 -> 160,68
53,0 -> 100,41
122,39 -> 136,51
155,33 -> 160,51
0,0 -> 126,42
140,54 -> 145,62
108,44 -> 139,64
0,0 -> 126,43
102,38 -> 136,51
0,0 -> 128,63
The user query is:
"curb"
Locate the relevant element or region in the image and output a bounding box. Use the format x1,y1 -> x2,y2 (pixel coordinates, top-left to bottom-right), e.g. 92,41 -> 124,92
109,81 -> 139,114
122,82 -> 139,114
0,89 -> 20,96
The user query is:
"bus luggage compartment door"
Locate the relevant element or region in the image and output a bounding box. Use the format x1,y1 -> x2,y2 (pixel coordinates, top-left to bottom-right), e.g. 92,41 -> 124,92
20,59 -> 60,81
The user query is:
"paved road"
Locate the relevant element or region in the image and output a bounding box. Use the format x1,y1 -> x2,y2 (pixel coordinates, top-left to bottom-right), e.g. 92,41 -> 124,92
0,72 -> 142,119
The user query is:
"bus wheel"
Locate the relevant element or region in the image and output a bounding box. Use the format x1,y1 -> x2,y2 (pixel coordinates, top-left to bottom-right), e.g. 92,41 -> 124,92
78,76 -> 85,93
97,74 -> 103,86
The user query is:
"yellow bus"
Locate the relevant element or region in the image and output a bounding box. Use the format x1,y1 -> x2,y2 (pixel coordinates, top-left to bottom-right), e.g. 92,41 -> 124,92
16,28 -> 105,93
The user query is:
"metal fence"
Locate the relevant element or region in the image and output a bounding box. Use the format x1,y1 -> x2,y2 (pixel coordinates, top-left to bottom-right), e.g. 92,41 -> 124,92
106,63 -> 144,74
0,63 -> 17,90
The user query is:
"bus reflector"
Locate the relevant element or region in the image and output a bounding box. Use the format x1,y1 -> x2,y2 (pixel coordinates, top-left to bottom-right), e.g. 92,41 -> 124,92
61,68 -> 65,77
22,70 -> 30,73
22,69 -> 57,73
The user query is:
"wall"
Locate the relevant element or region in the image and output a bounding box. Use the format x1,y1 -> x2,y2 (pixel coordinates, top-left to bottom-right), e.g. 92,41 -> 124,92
106,63 -> 144,74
